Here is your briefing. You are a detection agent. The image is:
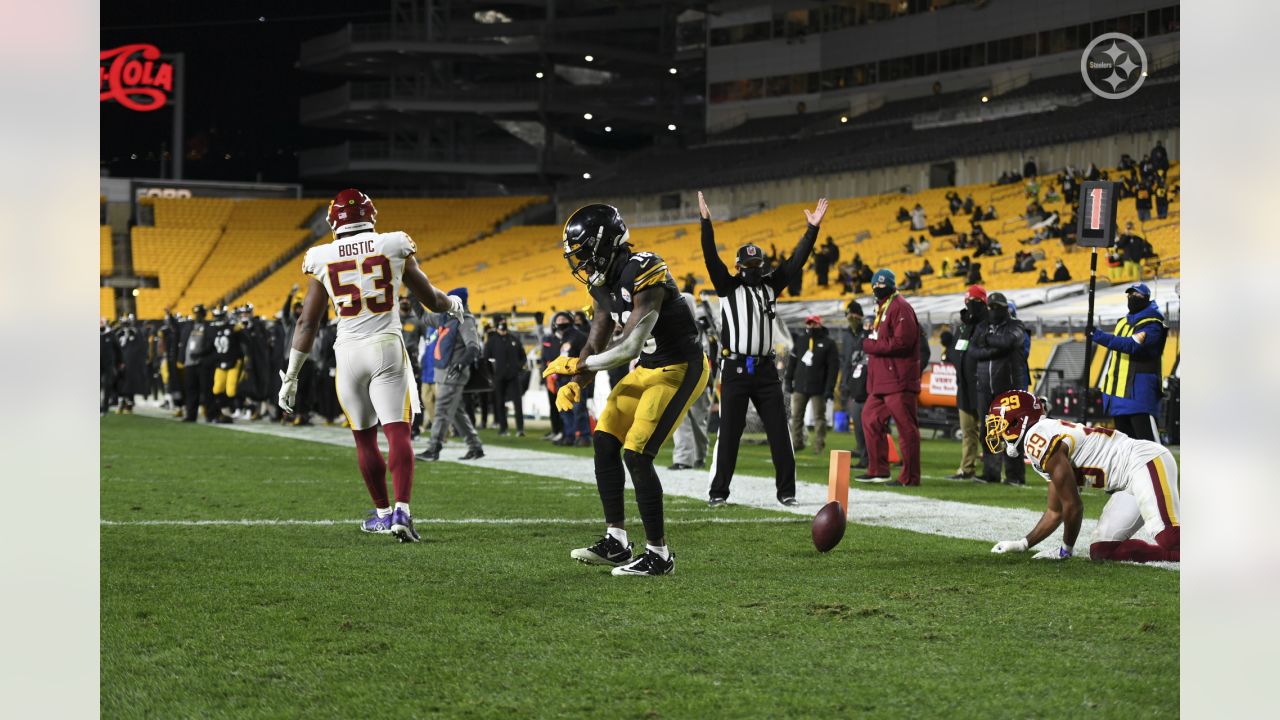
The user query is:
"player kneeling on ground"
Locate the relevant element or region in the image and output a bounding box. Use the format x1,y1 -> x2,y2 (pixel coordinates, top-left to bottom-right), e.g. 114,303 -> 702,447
986,390 -> 1180,562
545,204 -> 709,576
279,188 -> 464,543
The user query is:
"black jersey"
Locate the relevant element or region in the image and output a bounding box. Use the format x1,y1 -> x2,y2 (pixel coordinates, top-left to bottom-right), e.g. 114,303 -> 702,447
212,321 -> 244,367
590,251 -> 701,369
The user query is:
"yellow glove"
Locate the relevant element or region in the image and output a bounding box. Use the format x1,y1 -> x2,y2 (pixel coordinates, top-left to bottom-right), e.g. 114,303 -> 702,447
555,382 -> 581,412
542,355 -> 580,378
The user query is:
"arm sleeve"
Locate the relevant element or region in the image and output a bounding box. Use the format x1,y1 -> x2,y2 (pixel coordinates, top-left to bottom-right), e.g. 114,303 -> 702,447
700,219 -> 734,295
771,224 -> 819,294
784,351 -> 798,386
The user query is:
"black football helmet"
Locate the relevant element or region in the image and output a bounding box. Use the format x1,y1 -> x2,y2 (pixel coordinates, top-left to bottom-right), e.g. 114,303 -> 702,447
561,204 -> 630,287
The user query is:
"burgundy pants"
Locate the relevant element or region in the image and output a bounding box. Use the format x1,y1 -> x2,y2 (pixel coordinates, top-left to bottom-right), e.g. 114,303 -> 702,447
861,391 -> 921,485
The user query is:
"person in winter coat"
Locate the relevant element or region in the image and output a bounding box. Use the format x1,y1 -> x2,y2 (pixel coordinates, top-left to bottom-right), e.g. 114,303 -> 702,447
1092,283 -> 1167,441
948,285 -> 988,480
972,292 -> 1029,485
785,315 -> 840,454
857,269 -> 922,486
418,287 -> 484,461
485,316 -> 527,436
839,300 -> 871,469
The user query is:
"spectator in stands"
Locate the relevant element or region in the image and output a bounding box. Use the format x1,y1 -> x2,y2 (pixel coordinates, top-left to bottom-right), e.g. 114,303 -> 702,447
1135,182 -> 1153,222
920,258 -> 934,276
1140,155 -> 1156,182
837,262 -> 857,295
1012,251 -> 1036,273
681,272 -> 698,294
1155,182 -> 1170,219
899,271 -> 923,292
905,237 -> 916,254
839,301 -> 870,469
928,216 -> 954,237
941,259 -> 949,277
1025,200 -> 1047,226
485,317 -> 527,437
949,285 -> 987,480
947,191 -> 963,215
1044,184 -> 1062,203
1053,259 -> 1072,282
896,206 -> 911,224
1151,140 -> 1169,172
1091,283 -> 1167,441
856,269 -> 922,486
785,315 -> 840,454
910,203 -> 927,231
966,261 -> 983,285
962,194 -> 975,214
1120,153 -> 1136,171
1037,269 -> 1051,284
1086,163 -> 1101,181
971,292 -> 1028,485
1023,156 -> 1038,178
953,255 -> 971,278
1025,178 -> 1041,200
982,205 -> 997,221
812,236 -> 839,287
418,288 -> 484,462
1061,172 -> 1077,205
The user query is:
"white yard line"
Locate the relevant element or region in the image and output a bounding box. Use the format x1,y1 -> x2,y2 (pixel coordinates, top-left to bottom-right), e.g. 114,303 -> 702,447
120,407 -> 1178,570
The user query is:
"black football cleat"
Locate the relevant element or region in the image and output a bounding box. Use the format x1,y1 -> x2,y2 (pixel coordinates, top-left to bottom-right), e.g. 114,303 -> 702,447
571,534 -> 633,566
460,448 -> 485,460
611,550 -> 675,576
707,497 -> 728,508
779,496 -> 799,507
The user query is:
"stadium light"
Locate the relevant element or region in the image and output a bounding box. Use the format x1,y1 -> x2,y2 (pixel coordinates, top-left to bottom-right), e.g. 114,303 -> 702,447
584,55 -> 594,62
840,116 -> 848,124
604,126 -> 613,132
981,95 -> 989,103
669,67 -> 678,75
582,172 -> 592,179
667,124 -> 677,131
535,71 -> 544,79
583,112 -> 593,120
131,288 -> 140,297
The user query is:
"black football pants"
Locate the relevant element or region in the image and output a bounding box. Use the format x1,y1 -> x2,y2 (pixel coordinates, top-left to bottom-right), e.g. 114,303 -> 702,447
708,357 -> 796,501
1113,413 -> 1158,442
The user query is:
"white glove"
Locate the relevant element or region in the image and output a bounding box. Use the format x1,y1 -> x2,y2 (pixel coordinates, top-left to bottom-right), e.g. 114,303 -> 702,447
1033,545 -> 1074,561
991,538 -> 1029,554
446,294 -> 465,319
278,371 -> 299,414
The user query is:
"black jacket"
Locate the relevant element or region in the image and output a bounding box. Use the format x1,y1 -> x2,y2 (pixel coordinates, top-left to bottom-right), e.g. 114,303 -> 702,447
952,315 -> 983,413
839,326 -> 869,404
785,327 -> 840,398
972,317 -> 1028,394
485,332 -> 526,380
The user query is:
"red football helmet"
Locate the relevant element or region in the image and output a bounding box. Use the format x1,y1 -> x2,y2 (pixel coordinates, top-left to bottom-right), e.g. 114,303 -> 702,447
984,390 -> 1046,455
327,188 -> 376,235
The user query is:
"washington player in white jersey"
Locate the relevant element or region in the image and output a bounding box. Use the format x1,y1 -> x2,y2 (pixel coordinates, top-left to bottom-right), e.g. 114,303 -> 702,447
278,188 -> 463,543
984,390 -> 1180,563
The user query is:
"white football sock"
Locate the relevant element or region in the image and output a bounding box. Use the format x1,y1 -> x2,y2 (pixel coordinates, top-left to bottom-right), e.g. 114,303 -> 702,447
376,507 -> 392,518
395,502 -> 411,517
606,527 -> 628,545
647,544 -> 670,561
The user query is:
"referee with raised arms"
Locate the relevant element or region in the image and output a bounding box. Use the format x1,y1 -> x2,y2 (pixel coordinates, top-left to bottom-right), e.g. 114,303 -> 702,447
699,191 -> 828,507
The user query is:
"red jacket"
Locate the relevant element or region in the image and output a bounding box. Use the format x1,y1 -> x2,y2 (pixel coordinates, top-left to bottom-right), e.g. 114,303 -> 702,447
863,293 -> 921,394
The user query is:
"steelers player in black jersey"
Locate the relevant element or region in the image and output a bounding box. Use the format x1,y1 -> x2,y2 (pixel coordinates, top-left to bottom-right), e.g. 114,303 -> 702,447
543,204 -> 709,576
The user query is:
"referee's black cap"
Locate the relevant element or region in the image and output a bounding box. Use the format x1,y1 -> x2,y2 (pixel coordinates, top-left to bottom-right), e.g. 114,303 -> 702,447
735,243 -> 765,266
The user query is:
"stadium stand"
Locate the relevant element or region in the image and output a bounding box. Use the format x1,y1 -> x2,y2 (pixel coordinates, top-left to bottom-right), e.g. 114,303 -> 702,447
229,196 -> 545,315
100,225 -> 113,275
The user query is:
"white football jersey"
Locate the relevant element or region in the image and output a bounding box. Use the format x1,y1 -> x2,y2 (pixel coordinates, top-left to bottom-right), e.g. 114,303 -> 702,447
302,230 -> 417,347
1021,417 -> 1164,493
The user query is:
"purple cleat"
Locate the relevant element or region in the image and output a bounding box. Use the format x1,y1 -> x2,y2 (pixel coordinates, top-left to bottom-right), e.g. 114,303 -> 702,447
390,508 -> 420,543
361,510 -> 393,535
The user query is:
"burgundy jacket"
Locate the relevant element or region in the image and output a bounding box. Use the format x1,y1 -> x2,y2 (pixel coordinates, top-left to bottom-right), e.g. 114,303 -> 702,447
863,293 -> 921,395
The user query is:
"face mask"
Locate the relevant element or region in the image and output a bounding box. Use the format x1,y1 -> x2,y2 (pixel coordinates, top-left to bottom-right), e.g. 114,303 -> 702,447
847,317 -> 863,331
741,267 -> 763,285
964,301 -> 987,323
873,285 -> 893,301
1128,296 -> 1147,314
555,324 -> 570,335
989,306 -> 1009,324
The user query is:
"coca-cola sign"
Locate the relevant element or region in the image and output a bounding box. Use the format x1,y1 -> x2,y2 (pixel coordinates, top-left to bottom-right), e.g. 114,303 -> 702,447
100,44 -> 173,112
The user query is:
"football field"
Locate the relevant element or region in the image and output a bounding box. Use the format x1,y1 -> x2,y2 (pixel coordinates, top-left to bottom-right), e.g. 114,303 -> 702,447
101,414 -> 1179,718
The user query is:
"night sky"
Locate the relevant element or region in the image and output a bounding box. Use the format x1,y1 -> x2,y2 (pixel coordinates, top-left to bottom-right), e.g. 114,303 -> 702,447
101,1 -> 390,184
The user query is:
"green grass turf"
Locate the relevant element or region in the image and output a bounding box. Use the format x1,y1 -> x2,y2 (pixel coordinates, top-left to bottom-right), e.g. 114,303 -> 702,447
101,415 -> 1178,718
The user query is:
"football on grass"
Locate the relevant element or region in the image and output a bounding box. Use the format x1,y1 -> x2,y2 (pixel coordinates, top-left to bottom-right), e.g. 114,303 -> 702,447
812,501 -> 847,552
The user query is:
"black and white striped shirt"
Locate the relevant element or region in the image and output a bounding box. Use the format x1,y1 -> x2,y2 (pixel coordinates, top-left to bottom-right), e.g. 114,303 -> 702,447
699,218 -> 819,358
720,282 -> 777,356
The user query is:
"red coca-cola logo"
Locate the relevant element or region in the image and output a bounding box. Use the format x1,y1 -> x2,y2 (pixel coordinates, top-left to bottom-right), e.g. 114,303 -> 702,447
100,44 -> 173,112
